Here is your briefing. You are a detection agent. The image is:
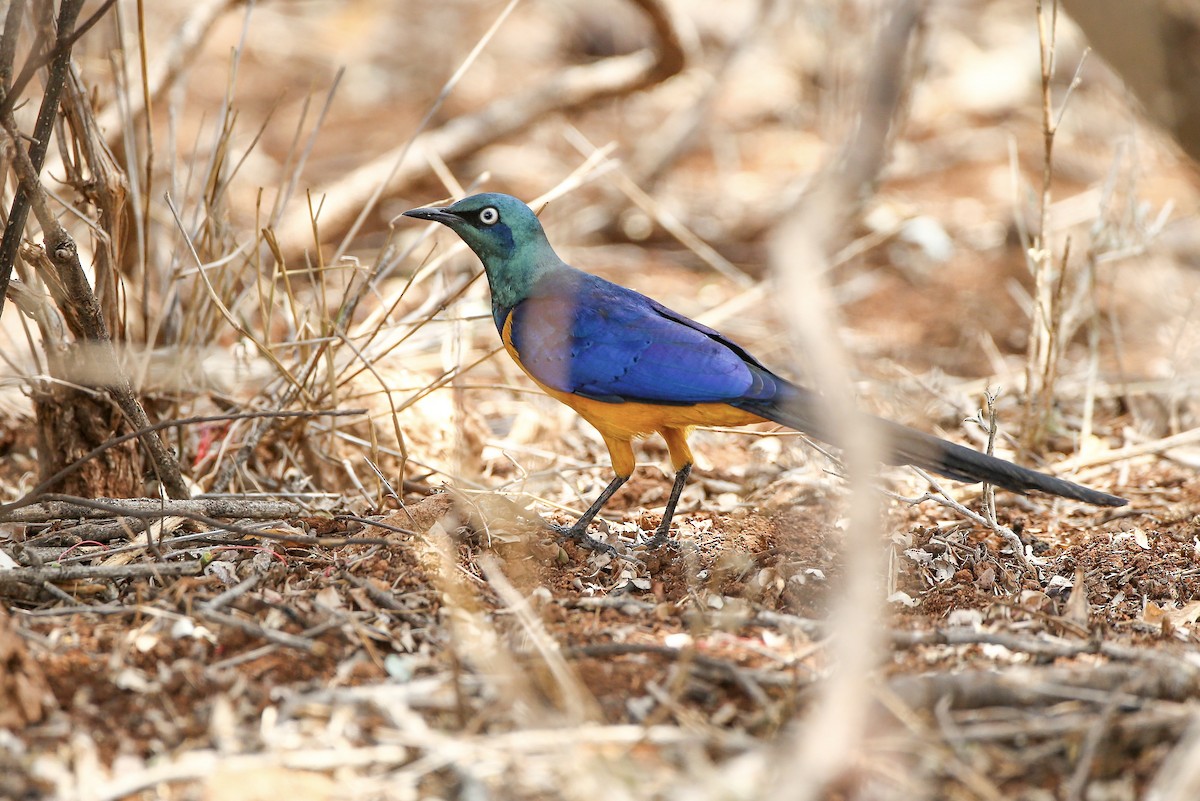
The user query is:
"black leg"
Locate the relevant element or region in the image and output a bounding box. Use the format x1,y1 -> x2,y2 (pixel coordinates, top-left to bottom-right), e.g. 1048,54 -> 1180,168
548,473 -> 629,555
643,463 -> 692,549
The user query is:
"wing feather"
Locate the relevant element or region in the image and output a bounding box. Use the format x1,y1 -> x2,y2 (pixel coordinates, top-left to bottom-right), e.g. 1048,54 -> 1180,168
506,273 -> 754,404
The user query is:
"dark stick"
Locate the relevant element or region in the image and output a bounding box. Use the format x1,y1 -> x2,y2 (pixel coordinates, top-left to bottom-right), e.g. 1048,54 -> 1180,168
0,0 -> 118,118
0,0 -> 86,320
0,0 -> 27,90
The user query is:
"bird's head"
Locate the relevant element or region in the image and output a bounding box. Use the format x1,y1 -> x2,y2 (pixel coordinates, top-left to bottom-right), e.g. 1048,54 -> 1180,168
403,192 -> 555,272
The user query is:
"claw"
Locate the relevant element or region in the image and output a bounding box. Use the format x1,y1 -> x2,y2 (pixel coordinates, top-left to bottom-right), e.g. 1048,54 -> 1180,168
547,522 -> 618,556
640,530 -> 673,550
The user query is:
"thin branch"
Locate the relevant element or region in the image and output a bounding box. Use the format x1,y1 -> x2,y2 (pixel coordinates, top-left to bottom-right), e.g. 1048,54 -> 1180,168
4,497 -> 305,524
0,559 -> 204,589
0,0 -> 87,320
197,608 -> 324,653
0,0 -> 27,91
0,0 -> 117,118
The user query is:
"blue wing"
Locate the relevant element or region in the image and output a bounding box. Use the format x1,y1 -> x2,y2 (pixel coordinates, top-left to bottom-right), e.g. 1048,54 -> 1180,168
504,270 -> 771,405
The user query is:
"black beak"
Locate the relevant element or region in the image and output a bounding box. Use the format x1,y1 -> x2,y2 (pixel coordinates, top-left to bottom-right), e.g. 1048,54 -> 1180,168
402,206 -> 459,225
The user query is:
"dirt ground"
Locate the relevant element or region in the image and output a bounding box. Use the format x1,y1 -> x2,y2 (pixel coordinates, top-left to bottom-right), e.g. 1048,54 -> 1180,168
4,1 -> 1200,800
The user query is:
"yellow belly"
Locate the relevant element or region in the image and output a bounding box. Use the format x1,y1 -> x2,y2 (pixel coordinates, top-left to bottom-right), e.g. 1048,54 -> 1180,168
532,380 -> 765,439
500,313 -> 766,475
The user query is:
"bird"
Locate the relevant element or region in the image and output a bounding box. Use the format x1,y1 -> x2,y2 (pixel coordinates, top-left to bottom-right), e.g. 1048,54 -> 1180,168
403,193 -> 1127,553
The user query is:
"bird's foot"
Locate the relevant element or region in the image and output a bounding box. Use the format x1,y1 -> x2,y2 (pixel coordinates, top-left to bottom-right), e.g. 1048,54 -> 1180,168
639,525 -> 675,551
547,523 -> 619,557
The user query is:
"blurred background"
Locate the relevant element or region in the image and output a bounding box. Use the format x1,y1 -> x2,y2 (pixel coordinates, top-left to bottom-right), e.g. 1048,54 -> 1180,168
3,0 -> 1197,497
4,1 -> 1200,798
2,1 -> 1190,501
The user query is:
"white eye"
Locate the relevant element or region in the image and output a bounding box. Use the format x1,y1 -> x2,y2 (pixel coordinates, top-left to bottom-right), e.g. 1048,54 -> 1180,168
479,206 -> 499,225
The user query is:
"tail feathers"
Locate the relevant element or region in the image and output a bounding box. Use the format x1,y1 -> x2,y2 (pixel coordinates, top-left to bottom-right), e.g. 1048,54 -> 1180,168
731,387 -> 1127,508
880,420 -> 1126,506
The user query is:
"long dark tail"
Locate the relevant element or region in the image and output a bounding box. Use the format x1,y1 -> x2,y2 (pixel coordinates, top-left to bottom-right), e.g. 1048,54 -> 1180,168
731,382 -> 1127,508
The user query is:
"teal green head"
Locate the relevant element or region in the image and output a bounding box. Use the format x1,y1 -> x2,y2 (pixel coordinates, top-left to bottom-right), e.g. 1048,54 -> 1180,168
403,193 -> 561,308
